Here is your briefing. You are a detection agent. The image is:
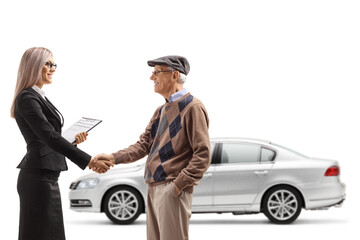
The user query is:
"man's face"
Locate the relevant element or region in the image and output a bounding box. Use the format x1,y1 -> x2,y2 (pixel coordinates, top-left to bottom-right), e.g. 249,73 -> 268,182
150,65 -> 175,97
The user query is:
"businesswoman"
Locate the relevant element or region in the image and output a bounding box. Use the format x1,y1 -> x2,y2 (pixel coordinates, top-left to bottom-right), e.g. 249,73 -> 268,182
10,47 -> 111,240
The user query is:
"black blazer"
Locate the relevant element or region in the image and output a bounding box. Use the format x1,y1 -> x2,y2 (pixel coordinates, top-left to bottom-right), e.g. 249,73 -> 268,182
14,88 -> 91,171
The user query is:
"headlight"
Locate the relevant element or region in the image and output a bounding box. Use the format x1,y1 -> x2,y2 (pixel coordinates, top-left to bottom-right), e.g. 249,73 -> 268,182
76,178 -> 99,189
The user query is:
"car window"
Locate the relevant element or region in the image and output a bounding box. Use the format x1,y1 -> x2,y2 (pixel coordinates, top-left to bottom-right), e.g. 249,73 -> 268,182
211,143 -> 215,157
221,143 -> 260,164
271,143 -> 309,158
210,143 -> 216,164
261,148 -> 276,162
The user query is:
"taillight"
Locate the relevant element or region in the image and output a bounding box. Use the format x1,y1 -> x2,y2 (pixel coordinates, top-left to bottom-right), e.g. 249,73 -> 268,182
324,166 -> 340,176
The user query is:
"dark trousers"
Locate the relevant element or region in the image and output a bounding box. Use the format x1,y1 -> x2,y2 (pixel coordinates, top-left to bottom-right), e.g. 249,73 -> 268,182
17,169 -> 65,240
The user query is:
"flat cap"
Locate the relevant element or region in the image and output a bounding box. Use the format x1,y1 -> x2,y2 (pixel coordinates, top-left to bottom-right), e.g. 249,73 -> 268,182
147,55 -> 190,75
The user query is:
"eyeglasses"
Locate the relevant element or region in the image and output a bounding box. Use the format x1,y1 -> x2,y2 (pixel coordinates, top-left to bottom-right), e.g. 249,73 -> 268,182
152,70 -> 173,76
45,61 -> 57,69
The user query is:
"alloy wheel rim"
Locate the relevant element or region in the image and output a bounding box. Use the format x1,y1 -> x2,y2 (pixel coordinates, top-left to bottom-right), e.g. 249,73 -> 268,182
267,190 -> 298,221
108,190 -> 138,220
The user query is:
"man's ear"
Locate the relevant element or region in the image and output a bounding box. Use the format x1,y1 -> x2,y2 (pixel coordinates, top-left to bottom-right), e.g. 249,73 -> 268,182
172,70 -> 180,82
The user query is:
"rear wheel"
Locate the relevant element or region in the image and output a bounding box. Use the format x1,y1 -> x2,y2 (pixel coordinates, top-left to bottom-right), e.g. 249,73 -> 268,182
103,186 -> 143,224
263,186 -> 302,224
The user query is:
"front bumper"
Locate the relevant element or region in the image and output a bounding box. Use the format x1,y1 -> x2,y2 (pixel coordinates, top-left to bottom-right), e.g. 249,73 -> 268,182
69,186 -> 103,212
70,199 -> 93,208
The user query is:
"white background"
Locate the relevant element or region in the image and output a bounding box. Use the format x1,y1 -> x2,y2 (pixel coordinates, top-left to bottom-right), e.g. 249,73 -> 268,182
1,0 -> 359,239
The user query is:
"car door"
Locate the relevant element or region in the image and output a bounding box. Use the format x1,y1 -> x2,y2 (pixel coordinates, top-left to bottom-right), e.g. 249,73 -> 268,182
192,143 -> 217,209
213,142 -> 275,208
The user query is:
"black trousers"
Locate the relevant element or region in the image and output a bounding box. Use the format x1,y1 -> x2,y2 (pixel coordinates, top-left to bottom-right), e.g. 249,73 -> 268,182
17,169 -> 65,240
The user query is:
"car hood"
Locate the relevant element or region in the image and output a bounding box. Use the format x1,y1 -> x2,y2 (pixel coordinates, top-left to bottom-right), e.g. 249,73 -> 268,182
73,162 -> 145,182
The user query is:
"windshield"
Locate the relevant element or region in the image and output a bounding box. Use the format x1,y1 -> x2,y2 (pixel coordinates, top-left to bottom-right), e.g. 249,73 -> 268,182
271,143 -> 309,158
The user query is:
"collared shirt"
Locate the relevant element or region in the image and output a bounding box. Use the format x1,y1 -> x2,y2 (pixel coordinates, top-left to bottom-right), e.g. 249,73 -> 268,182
32,85 -> 46,100
168,88 -> 189,103
31,85 -> 63,125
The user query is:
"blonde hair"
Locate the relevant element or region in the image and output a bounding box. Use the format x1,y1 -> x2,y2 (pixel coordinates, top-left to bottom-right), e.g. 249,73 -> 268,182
10,47 -> 52,118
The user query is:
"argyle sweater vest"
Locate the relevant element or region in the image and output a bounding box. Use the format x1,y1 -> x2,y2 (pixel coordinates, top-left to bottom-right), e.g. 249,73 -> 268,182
112,93 -> 211,193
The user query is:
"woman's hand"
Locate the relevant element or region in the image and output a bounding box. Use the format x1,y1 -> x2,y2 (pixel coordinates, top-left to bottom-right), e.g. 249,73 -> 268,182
73,132 -> 88,145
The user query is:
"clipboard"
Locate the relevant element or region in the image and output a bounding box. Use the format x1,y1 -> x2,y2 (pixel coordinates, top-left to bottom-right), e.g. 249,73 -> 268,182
62,117 -> 102,143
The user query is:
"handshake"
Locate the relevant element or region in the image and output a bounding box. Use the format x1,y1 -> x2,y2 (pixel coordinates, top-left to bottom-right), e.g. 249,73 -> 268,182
88,153 -> 115,173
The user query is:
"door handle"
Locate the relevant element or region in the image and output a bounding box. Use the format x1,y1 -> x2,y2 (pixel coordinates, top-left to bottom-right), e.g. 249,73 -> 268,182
203,173 -> 213,178
254,171 -> 268,175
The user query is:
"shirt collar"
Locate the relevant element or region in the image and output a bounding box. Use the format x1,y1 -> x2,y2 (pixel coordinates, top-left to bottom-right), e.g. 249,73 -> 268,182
32,85 -> 46,99
168,88 -> 189,103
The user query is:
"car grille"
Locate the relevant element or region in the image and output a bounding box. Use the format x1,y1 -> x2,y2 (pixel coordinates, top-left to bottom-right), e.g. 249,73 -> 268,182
69,181 -> 79,190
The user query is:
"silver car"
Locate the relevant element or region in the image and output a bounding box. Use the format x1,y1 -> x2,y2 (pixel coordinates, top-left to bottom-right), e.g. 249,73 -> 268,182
69,138 -> 346,224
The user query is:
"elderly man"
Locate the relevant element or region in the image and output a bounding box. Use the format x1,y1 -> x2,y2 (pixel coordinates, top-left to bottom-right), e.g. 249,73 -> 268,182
96,55 -> 211,240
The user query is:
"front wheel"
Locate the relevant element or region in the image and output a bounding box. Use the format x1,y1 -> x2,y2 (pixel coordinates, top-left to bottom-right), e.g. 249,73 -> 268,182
103,186 -> 143,224
263,186 -> 303,224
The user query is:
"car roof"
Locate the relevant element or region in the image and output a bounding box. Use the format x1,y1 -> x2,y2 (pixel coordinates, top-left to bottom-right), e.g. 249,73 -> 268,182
211,137 -> 272,145
211,137 -> 310,158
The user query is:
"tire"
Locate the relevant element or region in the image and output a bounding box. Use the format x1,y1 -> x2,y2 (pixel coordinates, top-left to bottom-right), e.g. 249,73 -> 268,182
103,186 -> 143,224
263,185 -> 303,224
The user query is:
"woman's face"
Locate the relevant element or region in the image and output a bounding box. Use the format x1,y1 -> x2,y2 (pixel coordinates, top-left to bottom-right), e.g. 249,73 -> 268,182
41,55 -> 56,85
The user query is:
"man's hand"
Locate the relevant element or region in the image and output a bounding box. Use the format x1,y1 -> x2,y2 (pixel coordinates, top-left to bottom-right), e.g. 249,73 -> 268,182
174,183 -> 182,196
88,154 -> 115,173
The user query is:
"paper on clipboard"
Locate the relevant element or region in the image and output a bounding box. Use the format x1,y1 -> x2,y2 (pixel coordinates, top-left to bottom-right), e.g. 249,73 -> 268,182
62,117 -> 102,143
